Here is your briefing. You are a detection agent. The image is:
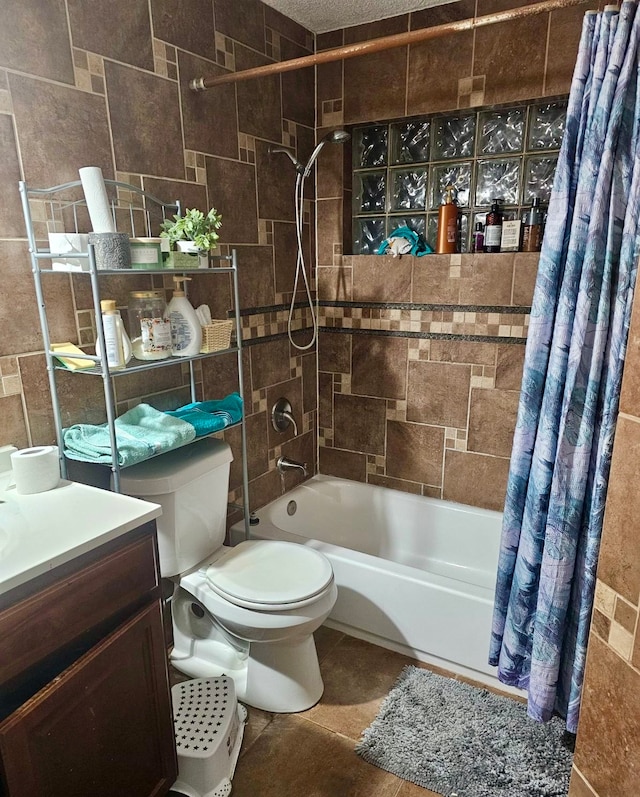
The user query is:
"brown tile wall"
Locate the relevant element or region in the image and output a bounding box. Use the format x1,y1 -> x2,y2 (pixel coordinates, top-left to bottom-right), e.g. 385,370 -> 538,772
315,0 -> 594,510
0,0 -> 316,514
317,252 -> 532,510
568,295 -> 640,796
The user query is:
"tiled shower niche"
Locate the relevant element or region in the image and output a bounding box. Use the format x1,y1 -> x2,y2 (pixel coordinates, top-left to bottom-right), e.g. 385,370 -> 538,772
352,99 -> 567,254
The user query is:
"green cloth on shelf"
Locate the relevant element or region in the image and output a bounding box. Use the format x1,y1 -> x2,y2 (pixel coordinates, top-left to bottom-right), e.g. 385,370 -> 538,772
166,392 -> 243,437
63,403 -> 196,467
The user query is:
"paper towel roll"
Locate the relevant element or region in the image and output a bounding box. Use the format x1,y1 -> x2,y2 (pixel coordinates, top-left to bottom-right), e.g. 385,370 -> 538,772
10,446 -> 61,495
79,166 -> 116,234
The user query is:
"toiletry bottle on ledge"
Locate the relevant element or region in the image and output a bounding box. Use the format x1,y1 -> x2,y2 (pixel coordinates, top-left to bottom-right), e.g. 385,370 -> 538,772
522,197 -> 543,252
471,222 -> 484,254
99,299 -> 127,371
484,199 -> 503,253
168,276 -> 203,357
436,185 -> 459,254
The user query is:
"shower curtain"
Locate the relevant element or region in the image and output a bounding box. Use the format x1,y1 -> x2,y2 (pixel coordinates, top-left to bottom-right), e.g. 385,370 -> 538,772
489,0 -> 640,734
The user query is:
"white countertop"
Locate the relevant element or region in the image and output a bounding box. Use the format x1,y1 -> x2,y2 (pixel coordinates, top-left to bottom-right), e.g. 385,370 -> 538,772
0,470 -> 162,597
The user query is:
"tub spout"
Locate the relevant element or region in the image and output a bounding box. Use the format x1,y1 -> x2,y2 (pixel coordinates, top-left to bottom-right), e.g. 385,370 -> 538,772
276,456 -> 308,477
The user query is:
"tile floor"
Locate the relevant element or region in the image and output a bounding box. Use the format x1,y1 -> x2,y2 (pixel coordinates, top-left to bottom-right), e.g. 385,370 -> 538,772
170,625 -> 523,797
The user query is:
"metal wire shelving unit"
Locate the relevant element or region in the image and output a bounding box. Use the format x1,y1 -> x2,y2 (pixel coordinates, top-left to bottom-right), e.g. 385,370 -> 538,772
19,178 -> 251,539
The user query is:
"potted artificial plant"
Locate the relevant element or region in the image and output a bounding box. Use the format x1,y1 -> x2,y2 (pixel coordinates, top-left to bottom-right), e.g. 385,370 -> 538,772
160,207 -> 222,268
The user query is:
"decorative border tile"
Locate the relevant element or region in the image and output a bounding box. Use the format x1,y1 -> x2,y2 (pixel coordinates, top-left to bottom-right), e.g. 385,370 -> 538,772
215,32 -> 235,71
258,219 -> 273,246
265,28 -> 281,61
0,356 -> 21,397
238,133 -> 256,165
318,302 -> 530,341
184,151 -> 207,184
593,578 -> 639,664
282,119 -> 297,149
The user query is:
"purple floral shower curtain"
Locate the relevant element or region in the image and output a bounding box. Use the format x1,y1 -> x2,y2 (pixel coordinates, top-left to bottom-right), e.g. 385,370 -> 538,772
489,1 -> 640,733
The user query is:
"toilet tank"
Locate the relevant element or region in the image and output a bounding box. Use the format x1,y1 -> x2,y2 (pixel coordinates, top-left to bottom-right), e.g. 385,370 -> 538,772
119,438 -> 233,577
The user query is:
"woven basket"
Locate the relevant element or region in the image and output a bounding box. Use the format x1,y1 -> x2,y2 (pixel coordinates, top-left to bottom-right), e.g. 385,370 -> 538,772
201,320 -> 234,353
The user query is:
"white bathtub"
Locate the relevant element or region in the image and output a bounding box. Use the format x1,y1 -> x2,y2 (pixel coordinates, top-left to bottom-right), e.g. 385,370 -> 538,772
231,475 -> 511,689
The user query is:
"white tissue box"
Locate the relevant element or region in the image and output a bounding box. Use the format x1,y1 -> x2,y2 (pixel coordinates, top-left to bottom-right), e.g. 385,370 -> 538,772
48,233 -> 90,271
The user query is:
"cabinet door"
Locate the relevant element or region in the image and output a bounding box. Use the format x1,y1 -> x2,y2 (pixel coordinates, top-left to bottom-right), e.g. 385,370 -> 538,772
0,601 -> 177,797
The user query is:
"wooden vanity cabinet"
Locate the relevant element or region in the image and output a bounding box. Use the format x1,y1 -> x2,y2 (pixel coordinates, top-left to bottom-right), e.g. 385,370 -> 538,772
0,522 -> 178,797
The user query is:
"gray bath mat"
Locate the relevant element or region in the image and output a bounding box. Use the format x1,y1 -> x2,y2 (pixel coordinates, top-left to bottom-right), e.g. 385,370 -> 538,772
355,666 -> 573,797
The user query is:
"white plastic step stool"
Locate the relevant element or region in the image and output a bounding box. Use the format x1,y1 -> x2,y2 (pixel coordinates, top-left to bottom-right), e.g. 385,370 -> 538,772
171,677 -> 247,797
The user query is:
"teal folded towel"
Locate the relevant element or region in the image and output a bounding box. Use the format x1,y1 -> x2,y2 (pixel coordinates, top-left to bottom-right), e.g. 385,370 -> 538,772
64,403 -> 196,467
167,392 -> 243,437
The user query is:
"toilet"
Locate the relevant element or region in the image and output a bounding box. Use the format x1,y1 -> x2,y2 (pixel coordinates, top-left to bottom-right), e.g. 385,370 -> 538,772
119,438 -> 337,713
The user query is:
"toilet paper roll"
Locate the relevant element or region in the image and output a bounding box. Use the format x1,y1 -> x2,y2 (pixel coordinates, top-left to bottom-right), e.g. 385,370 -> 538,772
10,446 -> 61,495
79,166 -> 116,234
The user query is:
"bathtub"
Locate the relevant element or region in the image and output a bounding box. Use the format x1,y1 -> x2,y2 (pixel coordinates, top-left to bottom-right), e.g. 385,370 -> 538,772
231,475 -> 511,690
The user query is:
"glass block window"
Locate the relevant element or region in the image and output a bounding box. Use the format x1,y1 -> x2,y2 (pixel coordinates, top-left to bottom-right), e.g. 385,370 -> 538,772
351,98 -> 567,254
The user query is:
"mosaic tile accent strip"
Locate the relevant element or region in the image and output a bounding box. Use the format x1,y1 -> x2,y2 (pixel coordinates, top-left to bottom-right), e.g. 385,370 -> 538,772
322,98 -> 344,128
152,39 -> 178,80
282,119 -> 297,149
265,28 -> 282,61
0,356 -> 21,397
445,427 -> 468,451
184,151 -> 207,184
252,388 -> 267,415
73,47 -> 106,93
215,32 -> 235,71
303,410 -> 315,434
366,454 -> 386,476
258,219 -> 274,246
268,445 -> 283,471
0,72 -> 13,114
594,579 -> 638,664
319,427 -> 333,446
386,399 -> 407,422
238,133 -> 256,165
240,306 -> 314,341
318,303 -> 530,341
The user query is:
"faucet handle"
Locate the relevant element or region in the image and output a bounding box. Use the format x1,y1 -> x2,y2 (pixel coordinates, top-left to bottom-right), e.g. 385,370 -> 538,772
271,397 -> 298,436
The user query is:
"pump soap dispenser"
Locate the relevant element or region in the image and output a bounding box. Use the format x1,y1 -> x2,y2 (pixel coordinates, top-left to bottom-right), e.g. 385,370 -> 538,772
436,185 -> 459,254
168,276 -> 202,357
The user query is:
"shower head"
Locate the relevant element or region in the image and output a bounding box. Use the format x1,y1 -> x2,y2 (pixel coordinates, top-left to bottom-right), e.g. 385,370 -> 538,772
303,129 -> 351,176
268,145 -> 305,173
323,129 -> 351,144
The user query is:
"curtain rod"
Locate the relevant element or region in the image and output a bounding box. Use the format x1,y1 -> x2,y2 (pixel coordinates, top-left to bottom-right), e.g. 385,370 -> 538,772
190,0 -> 590,91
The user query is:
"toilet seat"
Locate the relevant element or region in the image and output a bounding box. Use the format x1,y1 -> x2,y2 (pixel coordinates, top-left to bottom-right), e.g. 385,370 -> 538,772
205,540 -> 334,611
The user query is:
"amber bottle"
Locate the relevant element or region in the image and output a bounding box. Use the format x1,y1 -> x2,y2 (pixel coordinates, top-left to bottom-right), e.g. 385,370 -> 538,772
436,185 -> 459,254
484,199 -> 503,253
522,197 -> 543,252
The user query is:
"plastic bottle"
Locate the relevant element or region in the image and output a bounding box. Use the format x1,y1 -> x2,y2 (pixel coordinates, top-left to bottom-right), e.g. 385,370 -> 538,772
99,299 -> 128,371
436,185 -> 459,254
522,197 -> 543,252
471,222 -> 484,254
484,200 -> 503,253
168,276 -> 203,357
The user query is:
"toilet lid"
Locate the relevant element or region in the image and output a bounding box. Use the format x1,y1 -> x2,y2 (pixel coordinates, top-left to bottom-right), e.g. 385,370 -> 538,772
205,540 -> 333,609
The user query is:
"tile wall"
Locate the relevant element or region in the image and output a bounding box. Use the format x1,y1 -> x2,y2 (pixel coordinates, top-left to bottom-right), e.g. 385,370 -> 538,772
315,0 -> 594,510
568,299 -> 640,796
0,0 -> 317,511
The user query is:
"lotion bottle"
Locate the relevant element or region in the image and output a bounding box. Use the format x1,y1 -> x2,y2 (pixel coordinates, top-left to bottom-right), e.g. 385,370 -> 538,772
99,299 -> 128,371
168,276 -> 202,357
436,185 -> 459,254
522,196 -> 543,252
484,199 -> 503,253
